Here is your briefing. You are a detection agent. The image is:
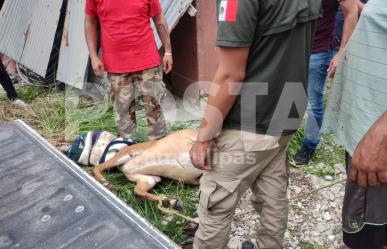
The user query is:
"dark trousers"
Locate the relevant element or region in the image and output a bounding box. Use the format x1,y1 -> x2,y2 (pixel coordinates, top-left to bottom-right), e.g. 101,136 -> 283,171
344,152 -> 387,249
0,62 -> 18,100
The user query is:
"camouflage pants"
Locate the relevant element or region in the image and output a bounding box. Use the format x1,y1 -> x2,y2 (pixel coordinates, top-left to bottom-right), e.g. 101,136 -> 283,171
108,67 -> 167,140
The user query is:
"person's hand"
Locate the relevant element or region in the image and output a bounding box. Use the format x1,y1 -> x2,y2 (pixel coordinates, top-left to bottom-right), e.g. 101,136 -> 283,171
91,56 -> 105,78
163,54 -> 173,74
351,117 -> 387,187
189,140 -> 213,171
327,52 -> 343,79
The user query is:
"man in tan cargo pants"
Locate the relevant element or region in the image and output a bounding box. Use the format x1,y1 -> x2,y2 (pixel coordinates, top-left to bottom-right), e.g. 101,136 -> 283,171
189,0 -> 321,248
195,131 -> 291,248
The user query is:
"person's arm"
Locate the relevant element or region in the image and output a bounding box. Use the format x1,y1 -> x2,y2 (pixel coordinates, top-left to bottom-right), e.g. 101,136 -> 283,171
189,47 -> 249,170
189,0 -> 258,170
84,14 -> 104,77
153,13 -> 173,74
328,0 -> 358,78
357,0 -> 365,14
351,112 -> 387,187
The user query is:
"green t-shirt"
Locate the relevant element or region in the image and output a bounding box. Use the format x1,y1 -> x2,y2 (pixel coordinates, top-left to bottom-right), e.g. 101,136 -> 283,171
217,0 -> 321,136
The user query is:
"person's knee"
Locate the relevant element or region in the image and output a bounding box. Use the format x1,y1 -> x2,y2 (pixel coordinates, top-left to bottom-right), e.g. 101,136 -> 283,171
307,90 -> 324,106
254,182 -> 288,218
194,180 -> 241,248
306,102 -> 324,119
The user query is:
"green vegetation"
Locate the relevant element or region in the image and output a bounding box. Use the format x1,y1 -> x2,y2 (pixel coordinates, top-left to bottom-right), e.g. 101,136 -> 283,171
16,85 -> 48,102
105,172 -> 199,243
289,129 -> 345,177
290,204 -> 305,212
299,240 -> 330,249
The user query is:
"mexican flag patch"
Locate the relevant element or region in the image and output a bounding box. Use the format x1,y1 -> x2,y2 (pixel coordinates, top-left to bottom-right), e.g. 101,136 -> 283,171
218,0 -> 238,22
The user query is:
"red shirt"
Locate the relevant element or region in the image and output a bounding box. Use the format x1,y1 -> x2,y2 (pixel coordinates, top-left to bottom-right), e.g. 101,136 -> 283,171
85,0 -> 162,73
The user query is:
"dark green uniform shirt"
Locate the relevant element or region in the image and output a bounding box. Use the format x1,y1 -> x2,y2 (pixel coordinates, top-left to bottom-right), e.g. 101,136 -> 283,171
218,0 -> 321,136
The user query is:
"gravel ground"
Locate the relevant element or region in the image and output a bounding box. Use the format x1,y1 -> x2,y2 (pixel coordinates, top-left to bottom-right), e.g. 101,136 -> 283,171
229,166 -> 347,249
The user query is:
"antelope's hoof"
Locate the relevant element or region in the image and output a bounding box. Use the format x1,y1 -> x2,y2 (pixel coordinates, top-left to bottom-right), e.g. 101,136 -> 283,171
102,182 -> 115,192
161,199 -> 184,211
180,236 -> 194,249
161,199 -> 171,208
172,200 -> 184,211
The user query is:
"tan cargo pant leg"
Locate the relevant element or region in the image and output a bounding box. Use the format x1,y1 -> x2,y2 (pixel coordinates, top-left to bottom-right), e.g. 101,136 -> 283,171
134,67 -> 167,140
108,73 -> 136,138
250,140 -> 290,249
193,130 -> 291,249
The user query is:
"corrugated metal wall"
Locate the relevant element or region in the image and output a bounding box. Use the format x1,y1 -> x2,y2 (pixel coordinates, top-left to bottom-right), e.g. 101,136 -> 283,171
0,0 -> 63,77
154,0 -> 193,48
56,0 -> 89,89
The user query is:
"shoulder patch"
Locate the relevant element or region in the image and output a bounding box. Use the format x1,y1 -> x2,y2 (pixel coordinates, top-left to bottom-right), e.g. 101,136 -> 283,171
218,0 -> 238,22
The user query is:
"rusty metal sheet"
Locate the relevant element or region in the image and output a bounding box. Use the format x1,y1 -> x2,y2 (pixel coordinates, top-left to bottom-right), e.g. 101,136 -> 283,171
0,0 -> 35,63
0,120 -> 179,249
0,0 -> 63,77
56,0 -> 89,89
154,0 -> 194,48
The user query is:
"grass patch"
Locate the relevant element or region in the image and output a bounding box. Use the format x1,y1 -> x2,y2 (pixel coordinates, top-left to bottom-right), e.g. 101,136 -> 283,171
333,225 -> 342,235
0,84 -> 49,102
32,95 -> 66,135
78,107 -> 117,134
64,99 -> 117,141
288,128 -> 345,177
0,86 -> 66,145
299,240 -> 329,249
290,204 -> 305,212
17,85 -> 48,102
105,172 -> 199,244
168,120 -> 198,131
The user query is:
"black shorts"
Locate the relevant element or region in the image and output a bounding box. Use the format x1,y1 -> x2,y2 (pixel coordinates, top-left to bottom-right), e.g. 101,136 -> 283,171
343,225 -> 387,249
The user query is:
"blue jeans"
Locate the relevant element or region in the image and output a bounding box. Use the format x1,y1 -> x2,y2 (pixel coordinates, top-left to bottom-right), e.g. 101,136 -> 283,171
303,49 -> 337,150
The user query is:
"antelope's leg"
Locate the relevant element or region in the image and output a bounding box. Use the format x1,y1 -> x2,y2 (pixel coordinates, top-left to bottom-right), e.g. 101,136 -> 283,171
126,174 -> 162,202
92,140 -> 158,187
126,173 -> 184,210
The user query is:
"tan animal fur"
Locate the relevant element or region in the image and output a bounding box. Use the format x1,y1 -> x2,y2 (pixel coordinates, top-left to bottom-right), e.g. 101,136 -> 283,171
93,129 -> 202,203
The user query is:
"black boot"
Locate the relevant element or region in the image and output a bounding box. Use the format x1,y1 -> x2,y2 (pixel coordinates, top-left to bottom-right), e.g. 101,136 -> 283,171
293,146 -> 315,165
0,62 -> 18,101
241,241 -> 255,249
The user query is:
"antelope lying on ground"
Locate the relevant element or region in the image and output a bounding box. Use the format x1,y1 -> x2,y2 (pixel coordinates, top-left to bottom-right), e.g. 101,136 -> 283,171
92,129 -> 203,207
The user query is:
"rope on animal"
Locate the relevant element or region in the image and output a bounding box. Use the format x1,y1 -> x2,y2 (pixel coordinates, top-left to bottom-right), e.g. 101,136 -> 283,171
157,199 -> 199,224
